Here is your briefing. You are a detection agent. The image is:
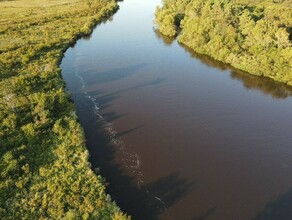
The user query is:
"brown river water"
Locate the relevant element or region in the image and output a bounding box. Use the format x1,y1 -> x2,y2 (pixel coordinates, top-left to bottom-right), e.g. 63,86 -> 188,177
61,0 -> 292,219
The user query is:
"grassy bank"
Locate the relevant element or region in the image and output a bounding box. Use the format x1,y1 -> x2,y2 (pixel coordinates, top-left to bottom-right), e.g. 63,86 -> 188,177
155,0 -> 292,85
0,0 -> 129,219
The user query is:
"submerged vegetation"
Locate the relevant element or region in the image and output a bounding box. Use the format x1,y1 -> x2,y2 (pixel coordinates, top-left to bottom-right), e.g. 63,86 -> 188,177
0,0 -> 129,218
155,0 -> 292,85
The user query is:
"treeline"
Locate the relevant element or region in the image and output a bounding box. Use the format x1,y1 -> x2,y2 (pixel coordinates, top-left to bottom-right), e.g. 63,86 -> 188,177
155,0 -> 292,85
0,0 -> 129,219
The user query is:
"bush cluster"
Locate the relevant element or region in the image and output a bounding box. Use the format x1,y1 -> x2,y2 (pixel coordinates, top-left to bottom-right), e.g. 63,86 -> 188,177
155,0 -> 292,85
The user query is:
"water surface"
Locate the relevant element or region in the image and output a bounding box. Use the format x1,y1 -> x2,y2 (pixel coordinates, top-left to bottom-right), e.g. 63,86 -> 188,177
61,0 -> 292,219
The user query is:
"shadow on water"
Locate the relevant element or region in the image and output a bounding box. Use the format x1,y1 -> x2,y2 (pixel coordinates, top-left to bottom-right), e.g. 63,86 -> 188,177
87,76 -> 166,113
75,95 -> 196,219
101,111 -> 127,123
153,29 -> 292,99
116,125 -> 144,138
88,76 -> 166,98
252,188 -> 292,220
70,63 -> 193,218
191,206 -> 217,220
84,63 -> 147,86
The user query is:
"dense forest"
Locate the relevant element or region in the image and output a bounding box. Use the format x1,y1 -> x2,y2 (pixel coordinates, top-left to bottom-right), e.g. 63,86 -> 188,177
0,0 -> 129,219
155,0 -> 292,85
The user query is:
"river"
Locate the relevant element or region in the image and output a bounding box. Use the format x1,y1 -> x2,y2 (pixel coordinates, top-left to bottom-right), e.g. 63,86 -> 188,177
61,0 -> 292,219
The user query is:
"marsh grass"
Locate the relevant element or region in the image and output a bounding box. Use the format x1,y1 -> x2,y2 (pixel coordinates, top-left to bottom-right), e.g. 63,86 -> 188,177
0,0 -> 129,219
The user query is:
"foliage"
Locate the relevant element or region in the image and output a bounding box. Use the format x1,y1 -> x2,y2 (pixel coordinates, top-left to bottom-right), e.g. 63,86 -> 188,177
0,0 -> 129,219
155,0 -> 292,85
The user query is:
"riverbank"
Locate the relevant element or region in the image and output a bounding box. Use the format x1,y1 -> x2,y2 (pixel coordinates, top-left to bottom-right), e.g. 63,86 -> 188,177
155,0 -> 292,85
0,0 -> 128,218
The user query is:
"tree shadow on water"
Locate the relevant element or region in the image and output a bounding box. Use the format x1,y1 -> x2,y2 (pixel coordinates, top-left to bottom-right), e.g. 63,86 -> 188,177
70,60 -> 194,218
86,77 -> 167,114
144,173 -> 196,214
191,206 -> 217,220
116,125 -> 143,138
87,77 -> 167,99
252,188 -> 292,220
102,111 -> 128,123
74,95 -> 195,219
84,63 -> 147,86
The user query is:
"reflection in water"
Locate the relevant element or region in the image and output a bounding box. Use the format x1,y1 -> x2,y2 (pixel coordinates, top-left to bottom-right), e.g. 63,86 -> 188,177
154,32 -> 292,100
230,71 -> 292,99
180,43 -> 292,99
153,29 -> 176,46
83,15 -> 115,41
179,43 -> 228,71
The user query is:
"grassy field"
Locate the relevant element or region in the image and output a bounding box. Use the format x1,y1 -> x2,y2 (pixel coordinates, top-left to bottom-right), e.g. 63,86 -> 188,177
0,0 -> 129,219
155,0 -> 292,85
